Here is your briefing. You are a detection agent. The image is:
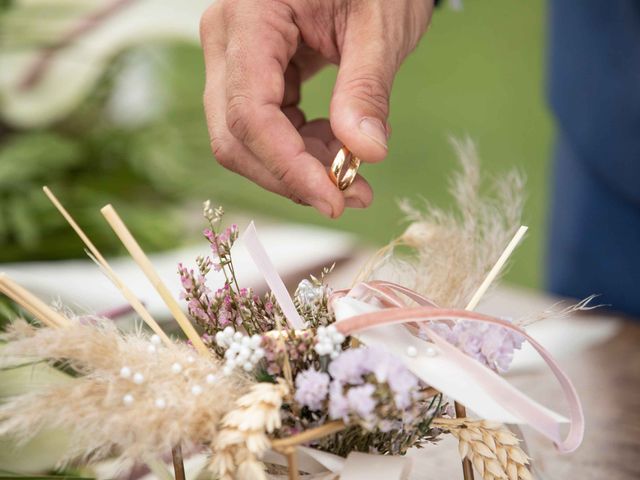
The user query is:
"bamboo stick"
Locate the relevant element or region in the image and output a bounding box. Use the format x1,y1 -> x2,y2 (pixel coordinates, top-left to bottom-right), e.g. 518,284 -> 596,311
42,187 -> 172,347
100,204 -> 209,357
271,420 -> 346,451
0,274 -> 69,328
465,226 -> 528,311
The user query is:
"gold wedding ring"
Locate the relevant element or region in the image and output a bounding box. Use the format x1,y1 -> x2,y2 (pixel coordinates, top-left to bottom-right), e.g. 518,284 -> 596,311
330,146 -> 361,191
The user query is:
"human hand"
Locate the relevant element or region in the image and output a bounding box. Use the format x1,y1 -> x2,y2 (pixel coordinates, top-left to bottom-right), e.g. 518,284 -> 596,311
200,0 -> 433,218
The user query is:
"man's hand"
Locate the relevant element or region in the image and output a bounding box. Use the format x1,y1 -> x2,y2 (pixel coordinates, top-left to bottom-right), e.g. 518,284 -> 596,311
200,0 -> 433,217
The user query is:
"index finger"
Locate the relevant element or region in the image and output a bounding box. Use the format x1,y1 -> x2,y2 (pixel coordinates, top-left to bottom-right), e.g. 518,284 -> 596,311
223,0 -> 345,218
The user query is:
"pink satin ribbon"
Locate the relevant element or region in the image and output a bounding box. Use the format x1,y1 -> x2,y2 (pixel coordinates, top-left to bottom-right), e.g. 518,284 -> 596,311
331,281 -> 584,454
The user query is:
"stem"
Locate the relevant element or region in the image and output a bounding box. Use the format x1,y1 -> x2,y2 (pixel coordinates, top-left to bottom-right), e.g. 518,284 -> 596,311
172,444 -> 186,480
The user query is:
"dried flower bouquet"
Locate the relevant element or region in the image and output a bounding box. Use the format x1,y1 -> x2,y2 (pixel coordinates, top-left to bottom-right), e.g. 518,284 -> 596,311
0,140 -> 587,480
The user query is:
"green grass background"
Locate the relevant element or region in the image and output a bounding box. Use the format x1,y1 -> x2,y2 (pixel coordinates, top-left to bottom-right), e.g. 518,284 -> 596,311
180,0 -> 553,289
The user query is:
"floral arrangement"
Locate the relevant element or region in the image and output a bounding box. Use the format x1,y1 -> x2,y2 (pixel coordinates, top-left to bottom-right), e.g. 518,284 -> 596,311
0,140 -> 587,480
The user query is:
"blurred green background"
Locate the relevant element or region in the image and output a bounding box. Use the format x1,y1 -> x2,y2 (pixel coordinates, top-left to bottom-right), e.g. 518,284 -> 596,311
0,0 -> 551,288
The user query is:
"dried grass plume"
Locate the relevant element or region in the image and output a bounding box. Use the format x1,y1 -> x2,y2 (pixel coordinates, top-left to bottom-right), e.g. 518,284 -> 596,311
364,137 -> 524,308
0,319 -> 252,473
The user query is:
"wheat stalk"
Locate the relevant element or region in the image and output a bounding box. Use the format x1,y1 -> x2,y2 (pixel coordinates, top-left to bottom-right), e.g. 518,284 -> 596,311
433,418 -> 532,480
211,379 -> 289,480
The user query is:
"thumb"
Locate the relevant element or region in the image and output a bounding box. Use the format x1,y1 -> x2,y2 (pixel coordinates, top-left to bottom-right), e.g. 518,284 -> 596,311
330,29 -> 394,163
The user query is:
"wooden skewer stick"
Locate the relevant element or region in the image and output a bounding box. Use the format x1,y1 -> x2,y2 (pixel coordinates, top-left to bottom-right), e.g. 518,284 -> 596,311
0,274 -> 69,328
42,187 -> 172,347
465,226 -> 528,312
455,225 -> 528,480
100,204 -> 209,358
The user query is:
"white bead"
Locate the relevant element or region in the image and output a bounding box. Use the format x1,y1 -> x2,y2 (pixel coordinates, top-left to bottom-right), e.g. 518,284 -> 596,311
326,325 -> 336,334
150,334 -> 162,345
229,343 -> 240,353
317,326 -> 326,335
223,326 -> 234,336
191,385 -> 203,395
424,346 -> 438,357
222,365 -> 233,376
147,345 -> 157,353
254,347 -> 265,358
187,355 -> 195,364
233,331 -> 243,341
250,335 -> 262,348
122,394 -> 134,406
241,336 -> 251,347
171,362 -> 183,374
206,373 -> 217,384
133,372 -> 145,384
406,346 -> 418,358
215,331 -> 224,345
330,351 -> 339,359
119,366 -> 132,379
224,349 -> 234,359
242,362 -> 253,372
155,398 -> 166,409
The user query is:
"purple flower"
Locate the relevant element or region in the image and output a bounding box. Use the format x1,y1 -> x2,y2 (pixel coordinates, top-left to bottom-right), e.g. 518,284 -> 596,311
295,368 -> 330,411
328,382 -> 349,420
327,346 -> 421,424
346,384 -> 376,419
328,349 -> 367,385
423,320 -> 525,372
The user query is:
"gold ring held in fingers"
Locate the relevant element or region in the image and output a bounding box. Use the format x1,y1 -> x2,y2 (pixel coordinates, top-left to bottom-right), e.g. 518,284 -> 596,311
330,147 -> 361,191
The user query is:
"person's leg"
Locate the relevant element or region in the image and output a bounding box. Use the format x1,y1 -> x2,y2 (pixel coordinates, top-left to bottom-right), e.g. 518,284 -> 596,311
546,135 -> 640,318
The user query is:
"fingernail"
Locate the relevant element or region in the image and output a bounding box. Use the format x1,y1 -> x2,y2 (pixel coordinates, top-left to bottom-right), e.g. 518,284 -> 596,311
359,117 -> 388,149
311,199 -> 334,218
345,197 -> 367,209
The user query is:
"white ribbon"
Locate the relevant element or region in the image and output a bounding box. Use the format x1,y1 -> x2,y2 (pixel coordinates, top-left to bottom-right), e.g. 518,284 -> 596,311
264,447 -> 412,480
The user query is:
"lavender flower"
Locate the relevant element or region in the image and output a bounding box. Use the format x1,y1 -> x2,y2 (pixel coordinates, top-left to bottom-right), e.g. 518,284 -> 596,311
294,368 -> 330,411
346,384 -> 376,420
423,320 -> 525,372
327,347 -> 421,427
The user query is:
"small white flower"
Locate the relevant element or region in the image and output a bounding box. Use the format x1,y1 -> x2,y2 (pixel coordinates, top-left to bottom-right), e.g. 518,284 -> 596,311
119,366 -> 132,379
171,362 -> 183,374
206,373 -> 217,384
122,394 -> 134,406
314,324 -> 344,358
133,372 -> 145,384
